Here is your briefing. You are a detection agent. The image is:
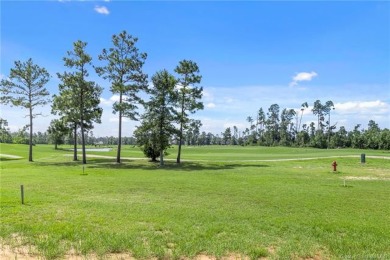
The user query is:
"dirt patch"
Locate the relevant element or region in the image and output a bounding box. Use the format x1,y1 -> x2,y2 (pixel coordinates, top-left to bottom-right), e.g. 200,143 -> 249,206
65,252 -> 134,260
222,253 -> 250,260
0,245 -> 136,260
189,255 -> 216,260
178,253 -> 253,260
344,176 -> 390,181
0,244 -> 39,260
267,246 -> 276,255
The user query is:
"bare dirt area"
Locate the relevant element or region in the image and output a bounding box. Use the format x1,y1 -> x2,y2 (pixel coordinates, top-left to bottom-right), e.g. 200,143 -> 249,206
343,176 -> 390,181
0,234 -> 38,260
0,246 -> 135,260
0,244 -> 38,260
0,248 -> 255,260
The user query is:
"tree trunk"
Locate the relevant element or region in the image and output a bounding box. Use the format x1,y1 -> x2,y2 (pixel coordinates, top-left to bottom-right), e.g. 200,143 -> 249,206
177,124 -> 183,163
28,106 -> 33,162
160,149 -> 164,166
176,92 -> 185,164
328,113 -> 331,149
116,92 -> 123,163
55,142 -> 58,150
73,124 -> 78,161
81,121 -> 86,164
160,103 -> 165,167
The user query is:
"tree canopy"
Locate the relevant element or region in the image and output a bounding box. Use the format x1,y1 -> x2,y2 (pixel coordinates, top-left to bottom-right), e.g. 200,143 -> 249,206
55,40 -> 103,164
0,58 -> 50,161
135,70 -> 178,165
96,30 -> 148,163
174,60 -> 203,163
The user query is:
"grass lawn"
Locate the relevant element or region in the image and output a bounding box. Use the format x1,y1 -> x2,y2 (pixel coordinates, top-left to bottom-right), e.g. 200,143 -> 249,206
1,144 -> 389,259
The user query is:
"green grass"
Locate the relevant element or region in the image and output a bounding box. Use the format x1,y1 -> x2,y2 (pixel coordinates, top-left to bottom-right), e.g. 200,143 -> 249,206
1,144 -> 390,259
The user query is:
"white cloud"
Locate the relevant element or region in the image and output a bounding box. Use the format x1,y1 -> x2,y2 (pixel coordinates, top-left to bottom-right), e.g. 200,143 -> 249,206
202,89 -> 212,99
100,95 -> 130,106
99,97 -> 112,106
206,103 -> 216,109
289,71 -> 318,87
175,83 -> 193,90
108,116 -> 130,123
335,100 -> 389,114
94,5 -> 110,15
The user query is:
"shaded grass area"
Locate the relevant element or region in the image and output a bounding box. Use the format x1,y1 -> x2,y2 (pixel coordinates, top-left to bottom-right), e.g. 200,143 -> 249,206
1,144 -> 390,259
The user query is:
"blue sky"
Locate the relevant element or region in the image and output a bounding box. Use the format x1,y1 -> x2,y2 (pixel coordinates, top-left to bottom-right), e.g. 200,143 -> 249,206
1,0 -> 389,137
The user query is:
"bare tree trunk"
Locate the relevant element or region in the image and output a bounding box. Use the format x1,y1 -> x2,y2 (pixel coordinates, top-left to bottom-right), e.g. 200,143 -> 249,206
160,150 -> 164,166
29,106 -> 33,162
176,93 -> 185,163
177,123 -> 183,163
117,92 -> 122,163
73,124 -> 78,161
80,81 -> 86,164
81,121 -> 86,164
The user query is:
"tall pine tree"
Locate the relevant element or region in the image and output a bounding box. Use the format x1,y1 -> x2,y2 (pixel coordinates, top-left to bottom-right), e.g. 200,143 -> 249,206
0,58 -> 50,161
55,40 -> 102,164
96,31 -> 148,163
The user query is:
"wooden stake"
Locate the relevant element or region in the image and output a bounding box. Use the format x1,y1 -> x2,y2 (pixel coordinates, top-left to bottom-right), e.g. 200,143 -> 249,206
21,185 -> 24,204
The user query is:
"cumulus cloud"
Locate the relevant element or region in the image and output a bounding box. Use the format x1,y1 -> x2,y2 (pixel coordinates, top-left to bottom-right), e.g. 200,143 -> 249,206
289,71 -> 318,87
335,100 -> 389,114
100,95 -> 127,106
109,116 -> 130,123
99,97 -> 112,106
94,5 -> 110,15
206,103 -> 216,109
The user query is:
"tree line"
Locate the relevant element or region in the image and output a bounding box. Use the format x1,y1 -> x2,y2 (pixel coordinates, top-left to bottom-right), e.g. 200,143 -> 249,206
0,31 -> 203,164
216,102 -> 389,150
1,31 -> 388,163
1,114 -> 388,151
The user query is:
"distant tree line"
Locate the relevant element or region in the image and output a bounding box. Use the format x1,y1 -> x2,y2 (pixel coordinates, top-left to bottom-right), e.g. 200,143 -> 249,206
1,120 -> 138,147
213,101 -> 390,150
1,111 -> 388,151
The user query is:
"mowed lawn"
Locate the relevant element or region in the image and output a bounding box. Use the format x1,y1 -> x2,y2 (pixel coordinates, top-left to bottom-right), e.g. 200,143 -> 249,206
1,144 -> 390,259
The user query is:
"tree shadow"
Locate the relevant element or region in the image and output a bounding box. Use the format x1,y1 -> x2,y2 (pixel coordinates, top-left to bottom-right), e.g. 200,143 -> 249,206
32,157 -> 269,171
87,160 -> 270,171
0,157 -> 23,162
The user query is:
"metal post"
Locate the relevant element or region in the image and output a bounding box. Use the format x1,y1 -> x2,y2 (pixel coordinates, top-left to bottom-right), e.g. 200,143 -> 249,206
21,185 -> 24,204
361,153 -> 366,164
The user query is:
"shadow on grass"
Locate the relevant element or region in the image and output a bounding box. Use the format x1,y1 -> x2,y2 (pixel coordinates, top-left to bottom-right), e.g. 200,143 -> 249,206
34,161 -> 86,167
0,157 -> 23,161
88,160 -> 270,171
33,157 -> 269,171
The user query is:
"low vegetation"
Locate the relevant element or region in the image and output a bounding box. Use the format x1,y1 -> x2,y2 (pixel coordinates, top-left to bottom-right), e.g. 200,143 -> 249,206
1,144 -> 390,259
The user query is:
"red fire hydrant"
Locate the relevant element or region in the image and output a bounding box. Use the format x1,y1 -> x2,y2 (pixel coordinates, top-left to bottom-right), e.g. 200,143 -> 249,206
332,161 -> 338,172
